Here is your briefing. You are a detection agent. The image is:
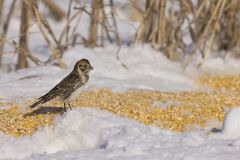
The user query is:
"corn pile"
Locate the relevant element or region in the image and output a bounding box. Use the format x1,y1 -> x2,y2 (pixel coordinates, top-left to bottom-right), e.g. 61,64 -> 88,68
1,74 -> 240,136
198,74 -> 240,92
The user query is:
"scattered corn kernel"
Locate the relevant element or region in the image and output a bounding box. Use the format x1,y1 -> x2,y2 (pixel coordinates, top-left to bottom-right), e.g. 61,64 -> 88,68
0,74 -> 240,136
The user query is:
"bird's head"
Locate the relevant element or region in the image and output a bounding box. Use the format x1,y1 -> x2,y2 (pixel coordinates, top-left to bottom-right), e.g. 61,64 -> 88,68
74,59 -> 94,75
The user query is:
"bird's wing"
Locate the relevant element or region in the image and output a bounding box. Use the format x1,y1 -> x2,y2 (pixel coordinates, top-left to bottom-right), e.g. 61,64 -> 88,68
61,76 -> 85,100
39,72 -> 81,102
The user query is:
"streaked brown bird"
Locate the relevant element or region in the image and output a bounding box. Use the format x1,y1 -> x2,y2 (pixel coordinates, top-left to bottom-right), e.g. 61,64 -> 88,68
30,59 -> 94,111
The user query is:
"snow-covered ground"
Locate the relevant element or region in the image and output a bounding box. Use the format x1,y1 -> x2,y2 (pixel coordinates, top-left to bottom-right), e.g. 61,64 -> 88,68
2,107 -> 240,160
1,1 -> 240,160
1,44 -> 240,160
0,45 -> 198,101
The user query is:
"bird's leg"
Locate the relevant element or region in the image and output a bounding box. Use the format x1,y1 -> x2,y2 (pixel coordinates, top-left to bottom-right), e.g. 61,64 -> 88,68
68,103 -> 72,110
63,103 -> 67,112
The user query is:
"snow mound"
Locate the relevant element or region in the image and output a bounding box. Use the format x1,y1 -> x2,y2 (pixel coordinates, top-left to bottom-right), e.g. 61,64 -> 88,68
0,107 -> 175,160
221,106 -> 240,139
0,108 -> 115,159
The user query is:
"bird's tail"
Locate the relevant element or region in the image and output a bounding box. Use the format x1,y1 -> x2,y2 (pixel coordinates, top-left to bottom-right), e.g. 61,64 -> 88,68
30,99 -> 44,108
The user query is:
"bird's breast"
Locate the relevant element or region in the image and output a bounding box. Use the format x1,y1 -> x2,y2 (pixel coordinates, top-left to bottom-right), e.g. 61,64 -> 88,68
65,84 -> 86,102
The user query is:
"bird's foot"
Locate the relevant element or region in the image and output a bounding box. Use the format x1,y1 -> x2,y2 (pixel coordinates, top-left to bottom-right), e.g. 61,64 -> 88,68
68,104 -> 73,110
61,103 -> 68,114
62,103 -> 72,114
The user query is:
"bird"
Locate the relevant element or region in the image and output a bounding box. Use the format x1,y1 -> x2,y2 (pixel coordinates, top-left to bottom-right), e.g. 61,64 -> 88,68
30,59 -> 94,112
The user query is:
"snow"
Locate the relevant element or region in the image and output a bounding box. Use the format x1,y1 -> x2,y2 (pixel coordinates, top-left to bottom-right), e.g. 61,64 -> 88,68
1,45 -> 240,159
0,107 -> 239,160
221,107 -> 240,139
1,1 -> 240,160
0,45 -> 197,102
202,57 -> 240,74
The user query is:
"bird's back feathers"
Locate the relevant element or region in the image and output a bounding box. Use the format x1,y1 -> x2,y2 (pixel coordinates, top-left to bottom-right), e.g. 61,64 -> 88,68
30,71 -> 88,108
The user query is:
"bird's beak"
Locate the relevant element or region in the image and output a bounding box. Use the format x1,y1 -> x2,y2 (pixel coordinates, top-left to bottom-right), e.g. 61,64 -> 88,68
90,66 -> 94,70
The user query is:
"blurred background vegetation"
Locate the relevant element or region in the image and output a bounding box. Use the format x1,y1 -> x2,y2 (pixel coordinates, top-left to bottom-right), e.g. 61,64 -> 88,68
0,0 -> 239,71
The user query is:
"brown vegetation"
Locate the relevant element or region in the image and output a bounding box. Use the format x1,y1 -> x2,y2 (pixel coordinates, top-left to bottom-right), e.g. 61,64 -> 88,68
135,0 -> 240,61
0,0 -> 239,70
